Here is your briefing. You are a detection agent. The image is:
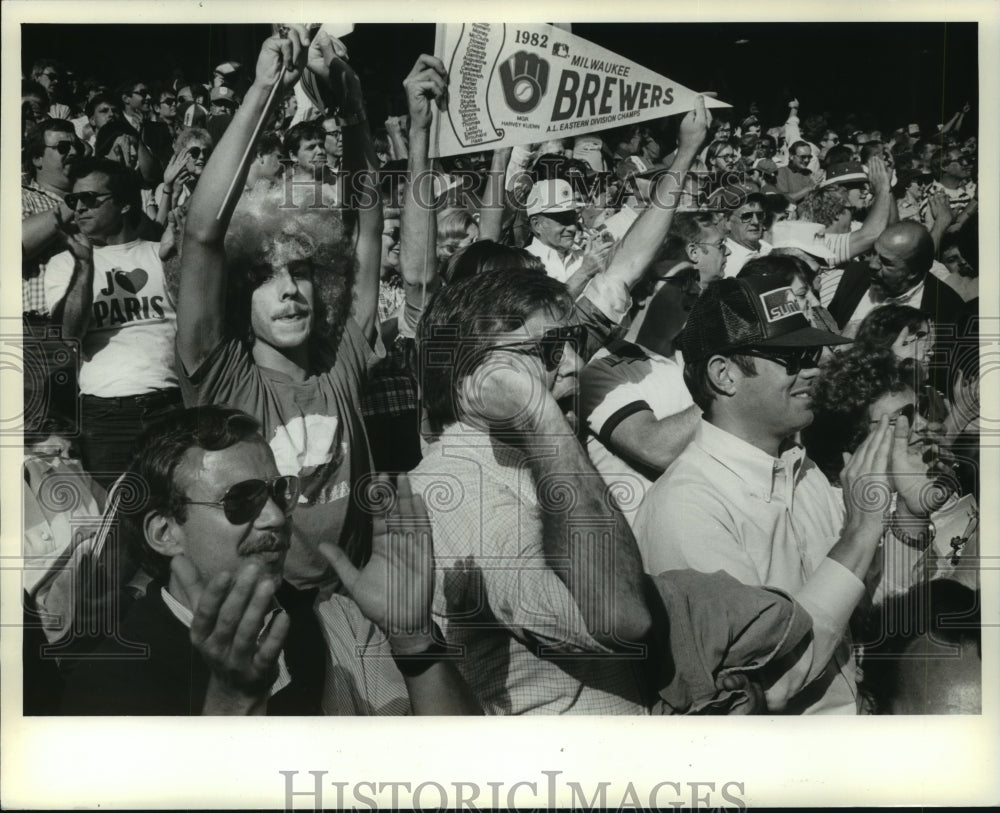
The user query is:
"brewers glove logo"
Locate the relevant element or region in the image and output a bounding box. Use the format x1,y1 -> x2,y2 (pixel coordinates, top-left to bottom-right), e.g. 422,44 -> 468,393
499,50 -> 549,113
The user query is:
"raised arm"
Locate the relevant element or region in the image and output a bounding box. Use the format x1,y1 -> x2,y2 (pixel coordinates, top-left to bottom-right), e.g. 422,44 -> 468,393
477,147 -> 512,242
600,95 -> 711,292
846,155 -> 894,259
307,31 -> 382,343
400,55 -> 448,296
177,31 -> 306,373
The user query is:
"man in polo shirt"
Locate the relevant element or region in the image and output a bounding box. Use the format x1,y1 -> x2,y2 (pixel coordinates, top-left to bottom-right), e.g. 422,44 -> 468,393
634,274 -> 916,713
524,178 -> 603,296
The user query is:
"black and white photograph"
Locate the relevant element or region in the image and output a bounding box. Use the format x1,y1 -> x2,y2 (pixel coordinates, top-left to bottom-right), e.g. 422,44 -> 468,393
2,0 -> 997,808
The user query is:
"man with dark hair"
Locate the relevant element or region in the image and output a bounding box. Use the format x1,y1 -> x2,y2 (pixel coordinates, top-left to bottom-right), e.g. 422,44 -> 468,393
825,221 -> 966,338
117,77 -> 152,133
82,93 -> 119,151
413,267 -> 653,713
58,405 -> 479,716
776,140 -> 817,202
43,157 -> 181,487
21,118 -> 82,316
281,119 -> 338,207
635,272 -> 922,713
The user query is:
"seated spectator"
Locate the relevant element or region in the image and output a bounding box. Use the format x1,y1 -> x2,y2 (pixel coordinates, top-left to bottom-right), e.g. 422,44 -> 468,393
59,406 -> 479,715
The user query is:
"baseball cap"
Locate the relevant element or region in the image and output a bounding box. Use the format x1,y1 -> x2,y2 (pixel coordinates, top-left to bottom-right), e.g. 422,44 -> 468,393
769,220 -> 836,262
572,135 -> 606,174
526,179 -> 578,217
676,276 -> 850,361
705,181 -> 762,212
209,86 -> 238,106
820,161 -> 868,188
214,61 -> 241,76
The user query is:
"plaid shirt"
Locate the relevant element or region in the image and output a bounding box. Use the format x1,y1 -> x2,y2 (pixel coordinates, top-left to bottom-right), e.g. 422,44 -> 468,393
410,423 -> 650,715
22,183 -> 64,314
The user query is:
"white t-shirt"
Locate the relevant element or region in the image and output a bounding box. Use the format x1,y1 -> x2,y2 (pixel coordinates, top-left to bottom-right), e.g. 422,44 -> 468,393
44,239 -> 178,397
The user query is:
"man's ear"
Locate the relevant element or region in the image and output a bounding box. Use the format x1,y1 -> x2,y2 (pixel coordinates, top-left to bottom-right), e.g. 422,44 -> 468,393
144,512 -> 184,558
685,242 -> 700,263
707,354 -> 739,397
527,214 -> 541,238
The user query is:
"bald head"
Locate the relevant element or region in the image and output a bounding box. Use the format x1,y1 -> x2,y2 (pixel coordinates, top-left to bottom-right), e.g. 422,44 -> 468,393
878,222 -> 934,275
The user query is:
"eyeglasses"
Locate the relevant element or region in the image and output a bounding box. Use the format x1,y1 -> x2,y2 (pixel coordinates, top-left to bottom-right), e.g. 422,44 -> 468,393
481,324 -> 587,372
716,152 -> 738,162
383,226 -> 400,242
46,140 -> 80,156
693,239 -> 729,252
65,191 -> 114,210
735,345 -> 824,375
737,211 -> 766,223
186,146 -> 209,160
180,475 -> 301,525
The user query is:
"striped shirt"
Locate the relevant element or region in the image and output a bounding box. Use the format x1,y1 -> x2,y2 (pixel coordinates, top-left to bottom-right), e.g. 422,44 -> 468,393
22,183 -> 64,314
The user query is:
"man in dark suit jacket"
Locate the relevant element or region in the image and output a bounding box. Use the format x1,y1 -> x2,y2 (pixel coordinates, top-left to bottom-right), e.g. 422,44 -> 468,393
826,221 -> 967,337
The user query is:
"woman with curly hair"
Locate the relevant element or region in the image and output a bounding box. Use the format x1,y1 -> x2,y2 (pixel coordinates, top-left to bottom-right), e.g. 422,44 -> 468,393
803,346 -> 977,599
853,304 -> 933,368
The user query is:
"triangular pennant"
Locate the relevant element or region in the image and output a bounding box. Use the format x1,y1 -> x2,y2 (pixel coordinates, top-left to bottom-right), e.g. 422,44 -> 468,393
432,22 -> 729,158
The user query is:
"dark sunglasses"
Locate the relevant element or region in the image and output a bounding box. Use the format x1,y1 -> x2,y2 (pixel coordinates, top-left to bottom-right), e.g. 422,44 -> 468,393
46,140 -> 80,156
160,97 -> 177,105
186,146 -> 209,160
736,345 -> 824,375
737,210 -> 766,223
540,209 -> 580,226
482,324 -> 587,371
65,191 -> 114,210
132,89 -> 151,97
181,475 -> 301,525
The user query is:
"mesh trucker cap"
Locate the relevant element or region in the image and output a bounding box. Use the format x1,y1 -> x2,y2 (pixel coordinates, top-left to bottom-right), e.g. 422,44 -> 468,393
676,276 -> 851,361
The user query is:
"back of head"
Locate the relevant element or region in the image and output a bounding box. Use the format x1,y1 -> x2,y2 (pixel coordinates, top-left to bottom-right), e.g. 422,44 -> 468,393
444,240 -> 544,284
882,221 -> 935,276
797,186 -> 849,228
853,304 -> 929,353
417,267 -> 572,432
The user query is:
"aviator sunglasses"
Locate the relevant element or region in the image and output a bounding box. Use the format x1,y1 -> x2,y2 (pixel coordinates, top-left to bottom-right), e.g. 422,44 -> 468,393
180,475 -> 301,524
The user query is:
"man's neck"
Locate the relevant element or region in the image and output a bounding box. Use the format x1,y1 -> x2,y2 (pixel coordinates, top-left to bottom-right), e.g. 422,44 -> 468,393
731,236 -> 761,252
33,171 -> 71,197
710,414 -> 783,458
252,340 -> 310,382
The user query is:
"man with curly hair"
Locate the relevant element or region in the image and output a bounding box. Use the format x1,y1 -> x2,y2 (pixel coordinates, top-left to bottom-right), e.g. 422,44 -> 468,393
177,31 -> 382,589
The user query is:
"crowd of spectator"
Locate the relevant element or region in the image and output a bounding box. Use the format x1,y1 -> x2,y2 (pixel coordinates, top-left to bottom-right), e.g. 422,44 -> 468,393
21,25 -> 981,717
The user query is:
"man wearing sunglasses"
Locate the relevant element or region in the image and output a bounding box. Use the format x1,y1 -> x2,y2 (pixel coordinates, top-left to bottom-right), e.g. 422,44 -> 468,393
775,141 -> 817,203
118,78 -> 152,134
523,178 -> 600,296
635,274 -> 914,714
918,146 -> 977,235
43,157 -> 181,489
59,406 -> 479,716
21,119 -> 82,317
724,193 -> 772,276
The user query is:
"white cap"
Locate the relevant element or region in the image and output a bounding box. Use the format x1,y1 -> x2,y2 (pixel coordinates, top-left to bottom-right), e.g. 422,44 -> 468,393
770,220 -> 837,262
526,179 -> 578,217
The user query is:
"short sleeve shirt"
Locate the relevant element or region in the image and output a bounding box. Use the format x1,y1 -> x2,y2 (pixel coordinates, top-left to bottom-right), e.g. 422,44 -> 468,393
178,319 -> 380,588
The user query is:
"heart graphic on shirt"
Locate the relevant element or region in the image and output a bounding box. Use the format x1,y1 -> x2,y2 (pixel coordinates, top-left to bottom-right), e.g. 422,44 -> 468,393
114,268 -> 148,294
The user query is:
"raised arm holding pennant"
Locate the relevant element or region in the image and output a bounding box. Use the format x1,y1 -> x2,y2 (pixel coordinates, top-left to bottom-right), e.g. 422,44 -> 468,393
432,22 -> 729,157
